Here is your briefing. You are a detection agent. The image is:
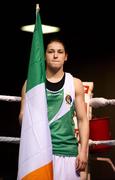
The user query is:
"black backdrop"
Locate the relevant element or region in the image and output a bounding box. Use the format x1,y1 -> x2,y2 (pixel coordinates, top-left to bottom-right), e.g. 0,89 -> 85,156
0,1 -> 115,179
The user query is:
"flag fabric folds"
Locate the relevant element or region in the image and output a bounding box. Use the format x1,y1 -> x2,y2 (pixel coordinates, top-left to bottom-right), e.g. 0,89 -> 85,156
17,7 -> 53,180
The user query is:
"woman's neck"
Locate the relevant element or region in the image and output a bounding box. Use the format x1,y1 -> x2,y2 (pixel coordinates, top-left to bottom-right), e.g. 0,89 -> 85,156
46,68 -> 64,83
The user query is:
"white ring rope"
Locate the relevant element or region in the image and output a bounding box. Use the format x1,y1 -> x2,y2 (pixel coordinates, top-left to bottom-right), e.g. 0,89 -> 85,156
0,136 -> 115,146
0,95 -> 21,102
89,97 -> 115,108
89,139 -> 115,146
0,136 -> 20,144
0,95 -> 115,108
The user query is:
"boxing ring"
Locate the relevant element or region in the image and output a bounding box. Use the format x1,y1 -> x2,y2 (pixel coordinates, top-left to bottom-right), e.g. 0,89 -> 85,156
0,94 -> 115,175
0,95 -> 115,145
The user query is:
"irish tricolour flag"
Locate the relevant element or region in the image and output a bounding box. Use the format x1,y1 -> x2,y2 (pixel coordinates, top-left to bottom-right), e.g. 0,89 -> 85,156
17,6 -> 53,180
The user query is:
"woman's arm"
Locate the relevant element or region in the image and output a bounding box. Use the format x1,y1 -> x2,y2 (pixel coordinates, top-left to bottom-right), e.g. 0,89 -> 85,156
74,78 -> 89,171
18,80 -> 27,124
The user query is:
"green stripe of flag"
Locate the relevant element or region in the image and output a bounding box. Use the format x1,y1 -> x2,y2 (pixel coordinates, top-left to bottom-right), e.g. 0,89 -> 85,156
26,11 -> 46,92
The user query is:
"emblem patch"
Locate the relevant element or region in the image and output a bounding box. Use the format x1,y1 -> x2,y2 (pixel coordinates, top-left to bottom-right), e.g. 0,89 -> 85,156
65,95 -> 72,104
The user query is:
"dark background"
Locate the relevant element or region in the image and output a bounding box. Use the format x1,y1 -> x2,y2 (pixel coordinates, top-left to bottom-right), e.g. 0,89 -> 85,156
0,0 -> 115,179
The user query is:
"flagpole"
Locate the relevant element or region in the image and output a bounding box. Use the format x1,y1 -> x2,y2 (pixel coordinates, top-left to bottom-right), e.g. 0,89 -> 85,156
36,4 -> 40,14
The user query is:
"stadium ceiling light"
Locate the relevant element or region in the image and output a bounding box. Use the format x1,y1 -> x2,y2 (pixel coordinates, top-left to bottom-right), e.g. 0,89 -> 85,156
21,24 -> 60,34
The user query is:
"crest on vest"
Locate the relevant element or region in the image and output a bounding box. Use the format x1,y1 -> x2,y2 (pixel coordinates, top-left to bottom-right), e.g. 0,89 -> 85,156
65,94 -> 72,105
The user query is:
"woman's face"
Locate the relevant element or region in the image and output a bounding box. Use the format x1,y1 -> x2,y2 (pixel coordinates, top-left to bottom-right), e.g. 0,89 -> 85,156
45,41 -> 68,70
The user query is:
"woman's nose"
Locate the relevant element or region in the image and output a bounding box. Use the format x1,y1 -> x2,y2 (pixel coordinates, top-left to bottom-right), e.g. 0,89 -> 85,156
54,52 -> 58,58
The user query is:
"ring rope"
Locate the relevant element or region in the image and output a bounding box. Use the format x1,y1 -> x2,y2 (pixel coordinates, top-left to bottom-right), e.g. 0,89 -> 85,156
89,139 -> 115,146
0,95 -> 21,102
0,136 -> 20,144
0,95 -> 115,108
0,136 -> 115,146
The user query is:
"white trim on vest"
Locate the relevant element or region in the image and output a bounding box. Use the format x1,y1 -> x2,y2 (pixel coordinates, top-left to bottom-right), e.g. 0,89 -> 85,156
49,73 -> 75,126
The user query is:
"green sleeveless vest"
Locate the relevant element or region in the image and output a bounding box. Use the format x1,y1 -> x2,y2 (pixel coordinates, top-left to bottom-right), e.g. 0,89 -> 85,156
46,73 -> 78,156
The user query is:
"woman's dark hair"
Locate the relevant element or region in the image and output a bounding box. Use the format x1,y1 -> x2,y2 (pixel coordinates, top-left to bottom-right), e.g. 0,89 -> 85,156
44,33 -> 68,53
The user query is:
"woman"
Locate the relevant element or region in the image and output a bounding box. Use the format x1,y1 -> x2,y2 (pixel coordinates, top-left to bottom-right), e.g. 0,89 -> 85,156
19,37 -> 89,180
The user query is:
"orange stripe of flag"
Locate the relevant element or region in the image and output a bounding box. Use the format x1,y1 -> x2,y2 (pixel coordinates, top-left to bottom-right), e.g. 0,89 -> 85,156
22,162 -> 53,180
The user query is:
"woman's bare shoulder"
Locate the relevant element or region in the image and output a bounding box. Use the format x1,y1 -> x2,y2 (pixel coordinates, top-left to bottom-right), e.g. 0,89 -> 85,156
73,77 -> 84,94
73,77 -> 83,85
